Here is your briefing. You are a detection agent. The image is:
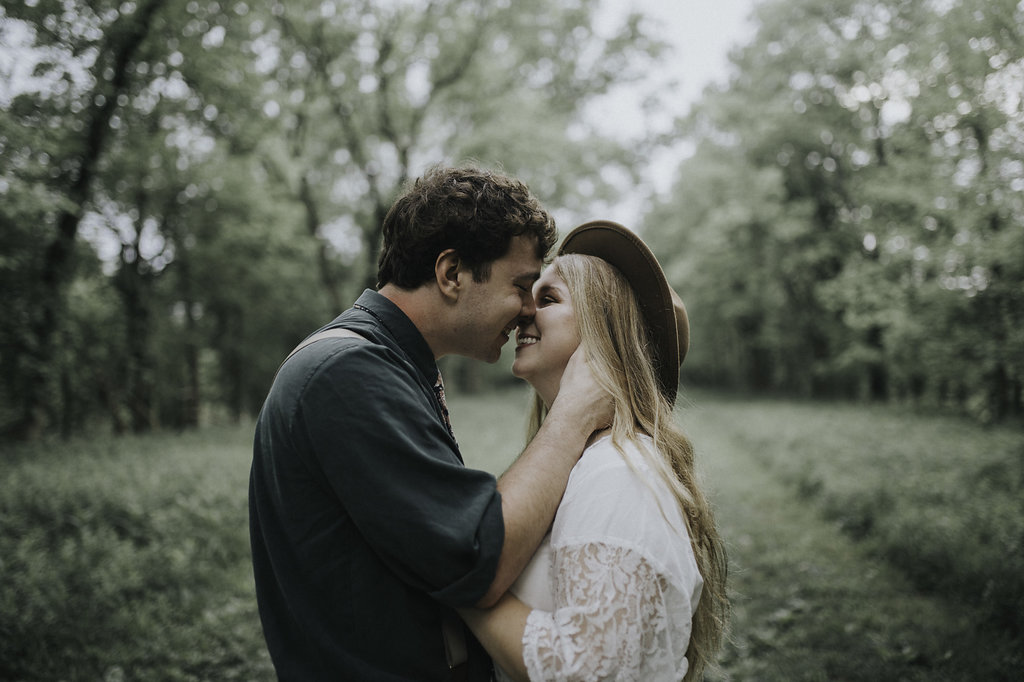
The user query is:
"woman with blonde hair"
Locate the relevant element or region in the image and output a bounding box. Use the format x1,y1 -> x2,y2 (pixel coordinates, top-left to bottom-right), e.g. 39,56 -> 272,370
459,221 -> 729,681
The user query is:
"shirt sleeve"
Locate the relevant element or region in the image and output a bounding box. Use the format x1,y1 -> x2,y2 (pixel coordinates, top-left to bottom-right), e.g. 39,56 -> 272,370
520,542 -> 692,681
293,340 -> 504,607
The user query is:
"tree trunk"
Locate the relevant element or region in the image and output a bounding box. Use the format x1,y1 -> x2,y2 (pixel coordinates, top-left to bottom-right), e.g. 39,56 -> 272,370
299,175 -> 345,313
179,257 -> 201,429
989,364 -> 1009,421
363,200 -> 389,291
120,249 -> 156,434
866,325 -> 888,401
13,0 -> 165,439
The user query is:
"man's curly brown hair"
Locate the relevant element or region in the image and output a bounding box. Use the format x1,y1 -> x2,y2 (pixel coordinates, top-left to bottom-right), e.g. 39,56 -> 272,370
377,165 -> 557,289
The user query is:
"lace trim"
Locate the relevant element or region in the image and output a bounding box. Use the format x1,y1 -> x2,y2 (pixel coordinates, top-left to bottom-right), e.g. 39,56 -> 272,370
521,542 -> 690,681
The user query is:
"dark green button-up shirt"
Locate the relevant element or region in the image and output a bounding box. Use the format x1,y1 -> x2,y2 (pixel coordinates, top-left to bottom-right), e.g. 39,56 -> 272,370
250,289 -> 504,681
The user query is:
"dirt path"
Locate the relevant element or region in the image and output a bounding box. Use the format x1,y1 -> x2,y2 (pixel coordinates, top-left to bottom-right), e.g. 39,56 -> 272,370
687,404 -> 978,682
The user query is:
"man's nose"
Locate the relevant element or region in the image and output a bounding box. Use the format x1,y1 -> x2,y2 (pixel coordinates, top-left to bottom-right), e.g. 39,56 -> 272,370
519,291 -> 537,320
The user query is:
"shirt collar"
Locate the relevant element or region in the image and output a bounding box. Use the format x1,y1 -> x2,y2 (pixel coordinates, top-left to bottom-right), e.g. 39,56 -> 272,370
350,289 -> 438,384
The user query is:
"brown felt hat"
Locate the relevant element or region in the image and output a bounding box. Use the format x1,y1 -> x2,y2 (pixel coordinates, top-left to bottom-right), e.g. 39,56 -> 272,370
558,220 -> 689,402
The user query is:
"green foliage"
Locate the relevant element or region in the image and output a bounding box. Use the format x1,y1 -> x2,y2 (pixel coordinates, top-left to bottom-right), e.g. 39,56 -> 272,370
1,392 -> 1021,678
695,395 -> 1024,649
0,425 -> 273,681
4,0 -> 1022,437
458,391 -> 1024,678
1,0 -> 670,439
650,0 -> 1024,418
253,0 -> 665,293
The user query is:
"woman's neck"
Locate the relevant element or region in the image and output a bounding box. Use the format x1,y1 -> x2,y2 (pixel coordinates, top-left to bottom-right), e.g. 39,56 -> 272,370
586,426 -> 611,448
532,377 -> 560,412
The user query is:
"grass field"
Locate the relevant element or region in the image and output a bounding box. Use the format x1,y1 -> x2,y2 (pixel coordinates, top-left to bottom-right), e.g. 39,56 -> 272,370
677,393 -> 1024,681
1,389 -> 1021,680
0,425 -> 273,681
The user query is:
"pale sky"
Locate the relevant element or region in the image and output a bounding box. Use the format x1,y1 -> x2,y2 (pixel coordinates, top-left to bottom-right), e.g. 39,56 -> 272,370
579,0 -> 761,226
604,0 -> 760,121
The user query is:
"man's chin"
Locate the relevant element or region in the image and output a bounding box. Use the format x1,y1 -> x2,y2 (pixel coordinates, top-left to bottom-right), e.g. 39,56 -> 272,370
478,348 -> 502,364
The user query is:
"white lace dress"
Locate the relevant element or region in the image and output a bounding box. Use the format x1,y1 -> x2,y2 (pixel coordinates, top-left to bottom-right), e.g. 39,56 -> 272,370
497,434 -> 704,682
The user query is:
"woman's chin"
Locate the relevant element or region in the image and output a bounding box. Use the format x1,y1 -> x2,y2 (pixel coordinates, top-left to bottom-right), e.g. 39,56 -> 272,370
510,360 -> 530,380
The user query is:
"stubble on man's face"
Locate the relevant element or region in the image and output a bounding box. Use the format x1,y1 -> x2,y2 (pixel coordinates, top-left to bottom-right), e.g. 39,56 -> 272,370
458,236 -> 542,364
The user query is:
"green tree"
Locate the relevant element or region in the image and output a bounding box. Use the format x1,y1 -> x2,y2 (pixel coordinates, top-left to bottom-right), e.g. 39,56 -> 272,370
0,0 -> 311,435
652,0 -> 1023,418
255,0 -> 664,299
2,0 -> 674,438
1,0 -> 169,436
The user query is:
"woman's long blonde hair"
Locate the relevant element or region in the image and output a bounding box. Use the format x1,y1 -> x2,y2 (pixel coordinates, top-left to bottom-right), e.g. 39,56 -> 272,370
526,254 -> 728,680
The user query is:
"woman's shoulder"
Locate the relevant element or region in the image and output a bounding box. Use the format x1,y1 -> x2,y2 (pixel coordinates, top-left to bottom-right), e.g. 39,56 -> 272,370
559,434 -> 685,543
565,434 -> 659,492
577,432 -> 653,467
553,434 -> 702,594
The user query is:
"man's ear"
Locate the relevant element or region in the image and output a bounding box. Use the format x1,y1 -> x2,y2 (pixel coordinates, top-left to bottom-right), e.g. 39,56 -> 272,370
434,249 -> 462,301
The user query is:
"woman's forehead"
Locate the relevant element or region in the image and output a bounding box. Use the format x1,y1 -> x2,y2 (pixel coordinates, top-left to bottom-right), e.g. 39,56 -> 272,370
535,266 -> 568,290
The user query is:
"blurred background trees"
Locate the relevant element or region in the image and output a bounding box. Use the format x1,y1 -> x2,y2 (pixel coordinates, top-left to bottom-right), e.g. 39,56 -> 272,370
647,0 -> 1023,420
1,0 -> 1021,440
1,0 -> 662,437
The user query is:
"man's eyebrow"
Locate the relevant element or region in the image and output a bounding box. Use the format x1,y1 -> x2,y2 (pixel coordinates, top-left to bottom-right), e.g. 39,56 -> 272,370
515,271 -> 542,284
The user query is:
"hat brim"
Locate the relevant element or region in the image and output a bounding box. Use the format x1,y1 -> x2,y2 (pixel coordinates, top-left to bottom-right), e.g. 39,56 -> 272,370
558,220 -> 688,402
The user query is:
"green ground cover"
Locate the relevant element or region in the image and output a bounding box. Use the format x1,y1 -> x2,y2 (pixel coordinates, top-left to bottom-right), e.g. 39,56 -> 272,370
458,389 -> 1024,680
0,425 -> 273,681
1,389 -> 1020,679
677,393 -> 1024,680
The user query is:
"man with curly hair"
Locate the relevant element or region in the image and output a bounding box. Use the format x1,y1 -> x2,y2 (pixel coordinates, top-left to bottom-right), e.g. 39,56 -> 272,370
249,165 -> 611,681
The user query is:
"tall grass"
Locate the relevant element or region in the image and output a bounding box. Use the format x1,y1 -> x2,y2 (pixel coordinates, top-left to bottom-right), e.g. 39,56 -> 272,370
0,424 -> 273,681
456,388 -> 1024,679
684,395 -> 1024,635
2,389 -> 1021,680
679,392 -> 1024,678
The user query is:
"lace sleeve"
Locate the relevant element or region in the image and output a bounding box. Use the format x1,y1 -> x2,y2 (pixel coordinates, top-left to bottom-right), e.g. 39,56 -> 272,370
521,541 -> 692,681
